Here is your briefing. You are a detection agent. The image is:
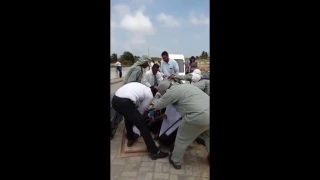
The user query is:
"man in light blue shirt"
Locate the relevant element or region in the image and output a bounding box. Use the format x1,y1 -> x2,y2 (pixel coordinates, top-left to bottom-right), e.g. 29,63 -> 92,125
159,51 -> 179,79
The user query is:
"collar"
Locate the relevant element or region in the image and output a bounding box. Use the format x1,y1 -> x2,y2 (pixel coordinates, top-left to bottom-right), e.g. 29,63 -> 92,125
163,59 -> 171,65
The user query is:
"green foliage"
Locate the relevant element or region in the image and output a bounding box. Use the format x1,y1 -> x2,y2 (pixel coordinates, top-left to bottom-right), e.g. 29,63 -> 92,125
121,51 -> 135,64
199,51 -> 209,59
110,50 -> 210,66
110,53 -> 118,63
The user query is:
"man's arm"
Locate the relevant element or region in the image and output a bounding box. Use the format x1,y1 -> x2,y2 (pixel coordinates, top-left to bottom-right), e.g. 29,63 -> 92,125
156,72 -> 164,83
172,74 -> 192,81
126,67 -> 140,83
153,90 -> 178,110
141,72 -> 152,87
137,91 -> 154,114
193,80 -> 206,91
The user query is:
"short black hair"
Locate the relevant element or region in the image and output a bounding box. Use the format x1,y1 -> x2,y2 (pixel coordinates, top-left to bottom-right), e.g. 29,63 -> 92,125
152,64 -> 160,69
161,51 -> 168,56
190,56 -> 195,60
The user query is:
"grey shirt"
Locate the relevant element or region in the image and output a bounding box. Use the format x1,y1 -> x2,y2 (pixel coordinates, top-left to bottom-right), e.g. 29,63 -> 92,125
153,83 -> 209,125
122,66 -> 144,85
193,80 -> 210,96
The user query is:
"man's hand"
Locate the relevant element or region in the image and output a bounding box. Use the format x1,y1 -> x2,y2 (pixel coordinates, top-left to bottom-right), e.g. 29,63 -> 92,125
155,92 -> 162,99
163,114 -> 167,119
150,86 -> 157,96
168,74 -> 175,79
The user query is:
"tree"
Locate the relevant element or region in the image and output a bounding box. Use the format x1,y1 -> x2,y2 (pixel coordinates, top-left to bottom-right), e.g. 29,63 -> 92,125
195,56 -> 199,59
134,56 -> 140,62
121,51 -> 135,64
110,53 -> 118,63
200,51 -> 209,59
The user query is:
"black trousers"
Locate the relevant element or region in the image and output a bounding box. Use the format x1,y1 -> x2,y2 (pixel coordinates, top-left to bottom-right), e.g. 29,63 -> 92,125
112,95 -> 158,154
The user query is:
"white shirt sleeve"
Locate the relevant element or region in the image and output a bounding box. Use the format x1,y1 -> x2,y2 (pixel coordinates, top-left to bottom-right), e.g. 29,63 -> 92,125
141,72 -> 152,88
157,72 -> 163,82
137,89 -> 153,115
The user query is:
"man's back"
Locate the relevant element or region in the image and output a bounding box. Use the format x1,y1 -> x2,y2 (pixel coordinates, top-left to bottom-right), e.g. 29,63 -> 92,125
193,79 -> 210,95
168,84 -> 209,116
115,82 -> 151,104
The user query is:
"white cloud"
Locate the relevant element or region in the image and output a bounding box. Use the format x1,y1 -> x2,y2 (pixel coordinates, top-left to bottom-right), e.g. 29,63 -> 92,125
189,12 -> 209,26
119,11 -> 154,35
156,13 -> 181,27
130,33 -> 147,45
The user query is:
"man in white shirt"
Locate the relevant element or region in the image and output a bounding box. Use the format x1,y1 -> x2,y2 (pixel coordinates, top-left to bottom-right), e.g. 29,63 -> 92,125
141,64 -> 163,96
159,51 -> 179,79
115,60 -> 122,78
112,82 -> 169,160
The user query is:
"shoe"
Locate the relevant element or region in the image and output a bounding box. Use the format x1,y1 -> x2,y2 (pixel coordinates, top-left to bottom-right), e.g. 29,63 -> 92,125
169,154 -> 181,170
127,134 -> 139,147
150,151 -> 169,160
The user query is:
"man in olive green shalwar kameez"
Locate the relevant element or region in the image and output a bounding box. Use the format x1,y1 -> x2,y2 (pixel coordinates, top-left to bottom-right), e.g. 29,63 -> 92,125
152,80 -> 210,169
192,74 -> 210,96
122,55 -> 152,85
172,72 -> 210,96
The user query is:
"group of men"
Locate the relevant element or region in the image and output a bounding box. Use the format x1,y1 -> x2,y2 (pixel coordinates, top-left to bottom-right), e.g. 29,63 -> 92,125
112,51 -> 210,169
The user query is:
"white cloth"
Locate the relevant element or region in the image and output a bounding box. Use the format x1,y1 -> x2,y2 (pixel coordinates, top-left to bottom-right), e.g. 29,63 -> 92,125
191,69 -> 201,84
191,74 -> 201,84
159,104 -> 182,136
133,126 -> 141,136
147,62 -> 154,71
141,70 -> 163,88
115,82 -> 153,115
115,62 -> 121,67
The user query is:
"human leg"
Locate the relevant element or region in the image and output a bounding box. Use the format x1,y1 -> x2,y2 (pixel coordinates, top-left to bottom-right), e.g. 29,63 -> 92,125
199,129 -> 210,153
170,119 -> 209,168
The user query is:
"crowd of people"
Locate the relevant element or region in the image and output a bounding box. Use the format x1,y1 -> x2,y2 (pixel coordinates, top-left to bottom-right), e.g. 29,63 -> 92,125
112,51 -> 210,169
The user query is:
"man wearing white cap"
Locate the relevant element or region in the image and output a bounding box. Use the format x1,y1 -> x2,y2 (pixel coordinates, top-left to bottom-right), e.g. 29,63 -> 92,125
193,74 -> 210,96
170,68 -> 202,84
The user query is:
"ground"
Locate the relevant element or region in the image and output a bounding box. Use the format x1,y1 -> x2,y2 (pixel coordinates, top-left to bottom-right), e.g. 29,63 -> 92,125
111,80 -> 123,93
111,121 -> 210,180
110,80 -> 210,180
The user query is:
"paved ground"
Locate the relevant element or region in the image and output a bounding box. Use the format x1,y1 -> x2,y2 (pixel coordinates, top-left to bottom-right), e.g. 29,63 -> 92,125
111,80 -> 123,93
110,121 -> 210,180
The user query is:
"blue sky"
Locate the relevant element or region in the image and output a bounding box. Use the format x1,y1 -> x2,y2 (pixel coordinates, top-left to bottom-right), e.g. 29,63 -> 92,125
111,0 -> 209,57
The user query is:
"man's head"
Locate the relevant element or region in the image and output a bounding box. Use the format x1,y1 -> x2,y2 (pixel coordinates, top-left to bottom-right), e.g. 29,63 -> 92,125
141,62 -> 149,68
161,51 -> 169,63
158,80 -> 172,95
137,55 -> 151,68
151,64 -> 160,75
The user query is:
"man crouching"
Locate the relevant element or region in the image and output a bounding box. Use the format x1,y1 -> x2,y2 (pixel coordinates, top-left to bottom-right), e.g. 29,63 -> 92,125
112,82 -> 169,160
